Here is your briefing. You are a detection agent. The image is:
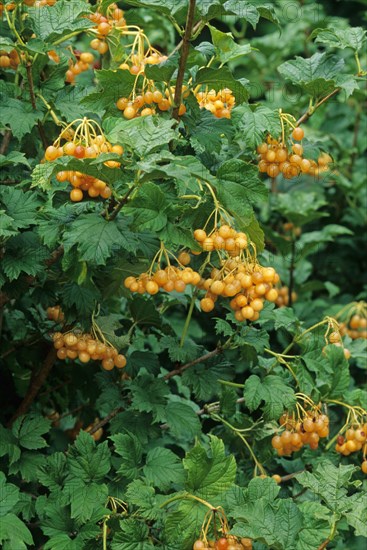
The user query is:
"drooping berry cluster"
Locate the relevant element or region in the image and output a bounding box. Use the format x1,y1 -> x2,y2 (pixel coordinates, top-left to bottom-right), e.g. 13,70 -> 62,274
257,129 -> 332,179
0,49 -> 20,69
194,88 -> 235,119
44,119 -> 123,202
52,332 -> 127,370
193,536 -> 252,550
89,3 -> 127,55
323,329 -> 351,360
271,409 -> 329,456
199,261 -> 279,321
125,265 -> 201,295
47,306 -> 65,323
335,424 -> 366,457
116,85 -> 187,119
65,51 -> 95,84
339,308 -> 367,340
119,51 -> 168,76
194,225 -> 248,255
275,286 -> 297,308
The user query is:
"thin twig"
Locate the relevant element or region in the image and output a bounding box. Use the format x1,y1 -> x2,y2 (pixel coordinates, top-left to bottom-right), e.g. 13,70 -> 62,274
318,539 -> 331,550
296,88 -> 340,127
26,62 -> 48,150
108,186 -> 136,222
164,348 -> 222,380
0,130 -> 12,155
88,407 -> 123,435
172,0 -> 197,120
7,347 -> 57,426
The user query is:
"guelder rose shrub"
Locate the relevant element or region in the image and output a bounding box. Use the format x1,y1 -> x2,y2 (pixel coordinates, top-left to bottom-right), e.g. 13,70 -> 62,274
0,0 -> 366,549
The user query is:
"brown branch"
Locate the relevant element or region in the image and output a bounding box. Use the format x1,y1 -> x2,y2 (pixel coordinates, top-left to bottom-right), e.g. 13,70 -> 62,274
164,347 -> 222,380
172,0 -> 197,120
108,185 -> 136,221
26,62 -> 48,150
88,348 -> 223,434
296,88 -> 340,127
7,347 -> 57,426
88,406 -> 123,435
45,245 -> 64,267
318,539 -> 331,550
0,130 -> 12,155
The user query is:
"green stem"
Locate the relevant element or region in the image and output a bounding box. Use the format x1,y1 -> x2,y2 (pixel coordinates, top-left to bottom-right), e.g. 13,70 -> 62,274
218,379 -> 244,388
180,288 -> 198,347
214,414 -> 266,475
159,492 -> 215,510
52,30 -> 84,46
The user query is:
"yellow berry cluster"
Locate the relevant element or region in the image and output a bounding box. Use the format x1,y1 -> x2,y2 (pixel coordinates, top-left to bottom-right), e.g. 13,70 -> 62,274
257,129 -> 332,179
335,425 -> 367,457
65,51 -> 95,84
194,88 -> 235,119
125,265 -> 201,295
47,306 -> 65,323
323,330 -> 351,360
194,225 -> 248,255
119,51 -> 168,76
52,332 -> 127,370
193,536 -> 252,550
271,410 -> 329,456
89,4 -> 126,55
116,86 -> 187,119
275,286 -> 297,308
1,0 -> 56,9
43,119 -> 123,202
0,49 -> 20,69
199,261 -> 279,321
339,312 -> 367,340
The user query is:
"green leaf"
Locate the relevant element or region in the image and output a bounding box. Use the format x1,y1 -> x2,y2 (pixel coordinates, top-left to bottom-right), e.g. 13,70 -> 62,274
82,69 -> 136,113
129,297 -> 162,328
125,480 -> 159,520
0,513 -> 33,548
344,493 -> 367,537
37,453 -> 68,491
0,151 -> 30,168
243,375 -> 296,420
313,26 -> 366,52
0,96 -> 43,140
128,374 -> 169,422
27,0 -> 92,41
63,214 -> 137,266
275,191 -> 327,226
296,501 -> 333,550
112,518 -> 155,550
296,460 -> 357,513
104,116 -> 178,157
183,435 -> 236,499
111,432 -> 144,480
208,24 -> 252,64
223,0 -> 279,28
216,160 -> 268,220
0,473 -> 19,517
278,52 -> 344,97
125,182 -> 169,231
12,415 -> 50,450
2,232 -> 50,281
233,105 -> 281,149
144,447 -> 184,489
68,431 -> 111,482
61,282 -> 100,317
65,480 -> 108,522
144,53 -> 179,82
195,67 -> 249,104
165,401 -> 201,440
0,211 -> 17,238
0,186 -> 41,229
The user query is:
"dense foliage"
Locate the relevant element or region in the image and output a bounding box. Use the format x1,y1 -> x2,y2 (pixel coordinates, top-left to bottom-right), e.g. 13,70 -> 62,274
0,0 -> 366,549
